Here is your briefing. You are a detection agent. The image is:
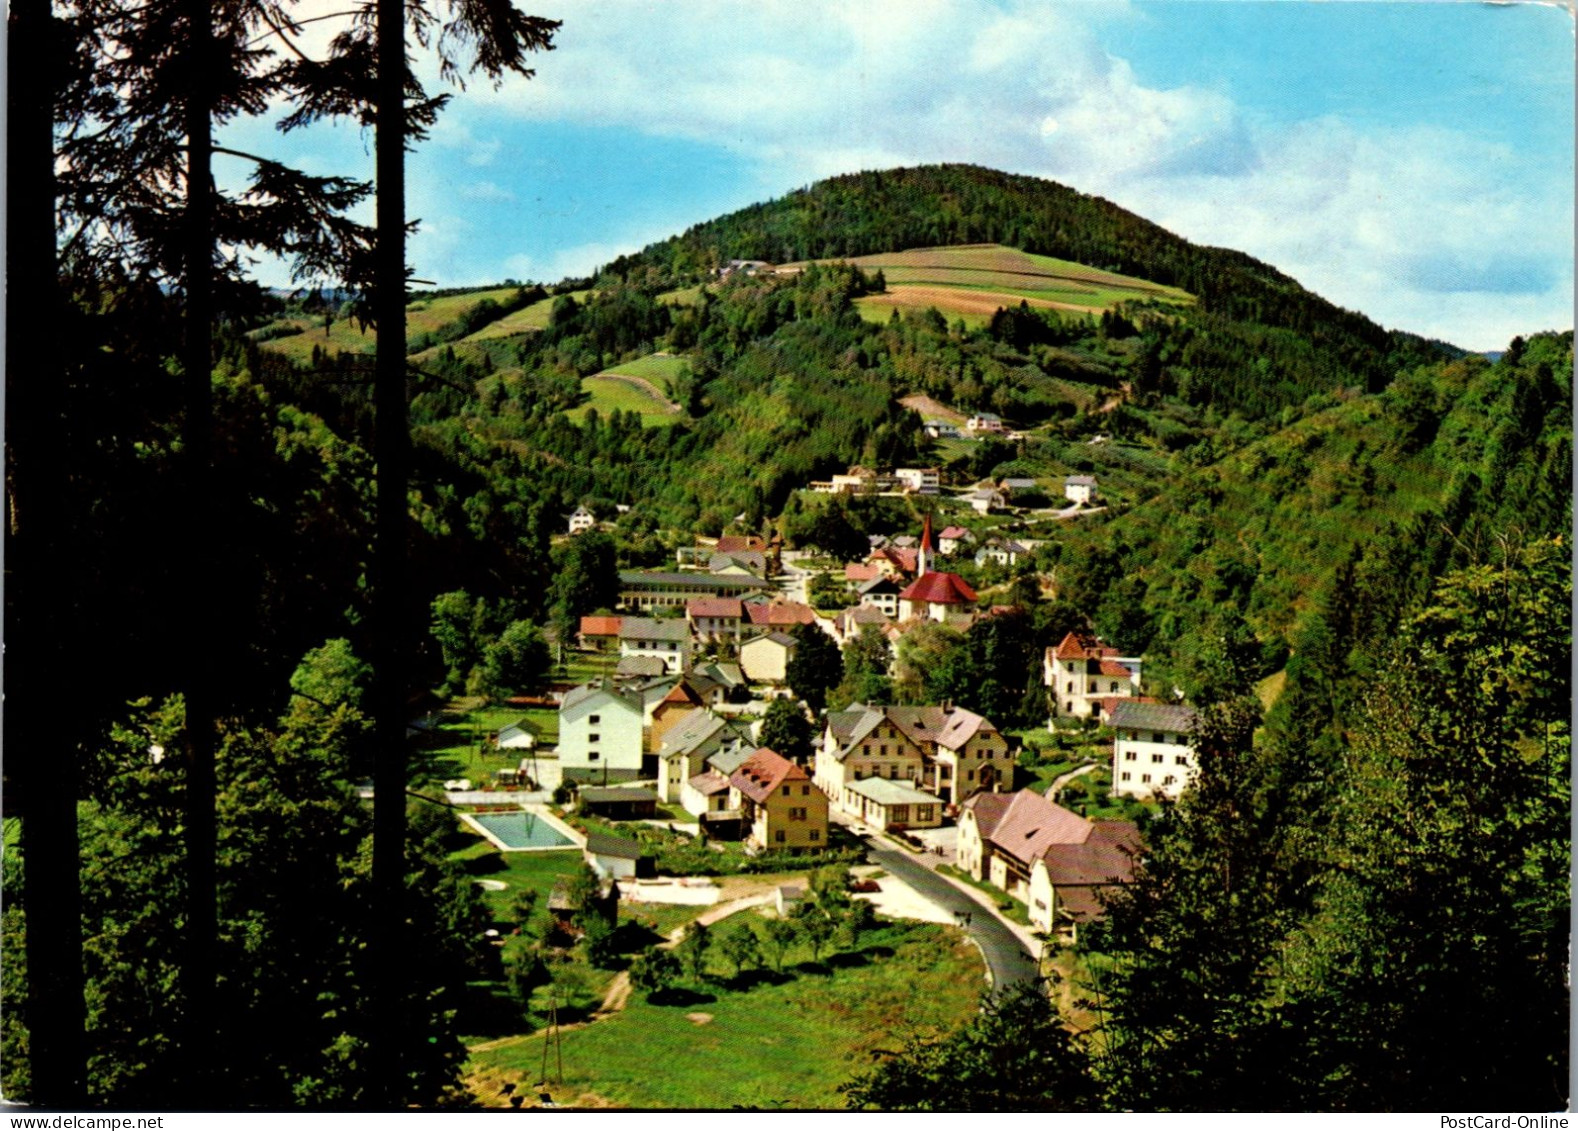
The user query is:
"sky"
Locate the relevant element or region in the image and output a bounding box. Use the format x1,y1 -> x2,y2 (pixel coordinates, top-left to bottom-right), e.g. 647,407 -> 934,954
227,0 -> 1576,352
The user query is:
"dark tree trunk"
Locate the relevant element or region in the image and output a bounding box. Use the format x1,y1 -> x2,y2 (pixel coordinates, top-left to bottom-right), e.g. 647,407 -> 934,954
181,0 -> 217,1102
6,0 -> 86,1103
371,0 -> 409,1101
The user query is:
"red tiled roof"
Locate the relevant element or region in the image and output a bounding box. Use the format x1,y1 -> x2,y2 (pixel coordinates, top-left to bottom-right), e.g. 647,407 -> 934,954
938,526 -> 970,540
987,790 -> 1092,867
1098,659 -> 1133,679
716,535 -> 767,554
1039,821 -> 1142,894
746,601 -> 818,627
657,681 -> 706,709
844,562 -> 882,582
1052,630 -> 1119,661
579,615 -> 623,638
728,747 -> 810,804
687,597 -> 743,619
898,571 -> 977,605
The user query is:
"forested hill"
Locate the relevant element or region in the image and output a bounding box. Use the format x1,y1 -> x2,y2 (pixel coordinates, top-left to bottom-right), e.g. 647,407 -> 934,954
603,164 -> 1450,386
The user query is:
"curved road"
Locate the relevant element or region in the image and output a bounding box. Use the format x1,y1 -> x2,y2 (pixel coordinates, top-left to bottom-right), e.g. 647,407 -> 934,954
862,838 -> 1040,990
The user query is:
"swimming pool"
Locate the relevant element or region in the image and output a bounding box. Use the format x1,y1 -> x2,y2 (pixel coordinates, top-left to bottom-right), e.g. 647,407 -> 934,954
465,809 -> 581,851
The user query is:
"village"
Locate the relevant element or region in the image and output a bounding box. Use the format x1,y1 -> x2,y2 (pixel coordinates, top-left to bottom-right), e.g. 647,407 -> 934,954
436,465 -> 1207,1104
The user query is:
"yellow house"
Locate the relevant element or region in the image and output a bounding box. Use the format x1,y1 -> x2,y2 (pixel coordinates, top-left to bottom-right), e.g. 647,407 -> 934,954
815,703 -> 1009,813
728,748 -> 829,854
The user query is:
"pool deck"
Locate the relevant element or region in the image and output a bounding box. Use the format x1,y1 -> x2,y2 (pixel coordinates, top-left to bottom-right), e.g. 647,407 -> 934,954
460,804 -> 586,853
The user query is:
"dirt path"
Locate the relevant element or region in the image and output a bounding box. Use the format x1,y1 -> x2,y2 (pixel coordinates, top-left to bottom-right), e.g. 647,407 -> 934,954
1046,762 -> 1099,800
467,894 -> 774,1054
594,371 -> 680,412
898,393 -> 965,423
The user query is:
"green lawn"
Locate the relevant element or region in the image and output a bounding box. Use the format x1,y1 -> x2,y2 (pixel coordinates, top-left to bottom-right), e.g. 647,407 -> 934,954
936,864 -> 1032,926
418,703 -> 561,786
603,353 -> 689,390
565,375 -> 683,428
468,916 -> 983,1109
465,289 -> 596,341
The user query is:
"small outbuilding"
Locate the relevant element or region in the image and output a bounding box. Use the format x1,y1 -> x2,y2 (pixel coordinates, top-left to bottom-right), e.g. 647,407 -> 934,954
578,786 -> 661,821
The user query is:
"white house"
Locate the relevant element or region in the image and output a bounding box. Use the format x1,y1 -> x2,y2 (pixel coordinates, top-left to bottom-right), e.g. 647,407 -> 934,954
568,505 -> 596,534
937,526 -> 973,557
618,617 -> 692,674
740,631 -> 796,684
966,412 -> 1006,434
1044,631 -> 1143,719
496,718 -> 539,751
1064,475 -> 1098,505
893,467 -> 940,495
975,538 -> 1027,568
897,571 -> 977,623
686,597 -> 745,644
558,681 -> 645,784
856,575 -> 903,619
1109,700 -> 1197,800
922,419 -> 961,439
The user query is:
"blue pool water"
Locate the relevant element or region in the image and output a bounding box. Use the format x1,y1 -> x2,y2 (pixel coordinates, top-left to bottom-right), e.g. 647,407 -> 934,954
471,811 -> 576,849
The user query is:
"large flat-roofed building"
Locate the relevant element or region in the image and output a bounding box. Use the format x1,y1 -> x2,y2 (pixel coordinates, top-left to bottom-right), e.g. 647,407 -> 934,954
619,569 -> 772,612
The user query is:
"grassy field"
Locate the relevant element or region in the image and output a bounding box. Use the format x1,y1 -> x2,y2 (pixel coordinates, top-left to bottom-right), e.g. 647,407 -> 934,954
257,286 -> 524,361
656,285 -> 708,307
466,289 -> 596,341
831,243 -> 1190,327
418,702 -> 561,786
565,375 -> 684,427
467,915 -> 983,1109
602,353 -> 689,391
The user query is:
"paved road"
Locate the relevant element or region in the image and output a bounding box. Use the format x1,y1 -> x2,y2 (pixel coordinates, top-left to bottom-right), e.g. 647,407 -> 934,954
862,837 -> 1040,990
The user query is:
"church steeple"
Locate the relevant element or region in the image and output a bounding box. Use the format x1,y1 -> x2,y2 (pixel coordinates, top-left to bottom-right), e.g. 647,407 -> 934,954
918,513 -> 933,577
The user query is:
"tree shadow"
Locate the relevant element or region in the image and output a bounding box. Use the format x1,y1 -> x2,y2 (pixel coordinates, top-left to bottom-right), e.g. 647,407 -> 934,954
462,852 -> 508,875
457,982 -> 531,1038
719,967 -> 793,992
826,949 -> 873,970
612,920 -> 666,953
647,985 -> 717,1007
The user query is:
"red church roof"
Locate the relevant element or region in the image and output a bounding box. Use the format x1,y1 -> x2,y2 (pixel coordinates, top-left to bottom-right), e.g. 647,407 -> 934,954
898,571 -> 977,605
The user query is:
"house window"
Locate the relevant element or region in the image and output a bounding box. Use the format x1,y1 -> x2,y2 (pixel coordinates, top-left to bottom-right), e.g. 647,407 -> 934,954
1175,755 -> 1189,766
966,769 -> 974,782
891,805 -> 909,823
589,751 -> 600,761
802,785 -> 810,795
917,805 -> 934,822
1065,681 -> 1073,693
1164,775 -> 1176,786
1152,754 -> 1163,764
1153,733 -> 1164,744
589,715 -> 600,724
1088,682 -> 1097,693
589,733 -> 600,743
1066,662 -> 1074,673
1110,681 -> 1119,692
1141,774 -> 1151,783
1065,701 -> 1073,713
1120,772 -> 1131,782
1125,751 -> 1136,761
880,744 -> 887,756
774,830 -> 786,843
809,829 -> 820,841
788,807 -> 807,820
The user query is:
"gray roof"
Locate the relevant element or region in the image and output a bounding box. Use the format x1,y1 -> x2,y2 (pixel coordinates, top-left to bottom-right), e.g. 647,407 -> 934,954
580,787 -> 659,804
1066,475 -> 1097,487
560,681 -> 642,714
620,616 -> 689,642
1108,700 -> 1196,734
707,745 -> 758,776
845,778 -> 942,806
615,655 -> 669,678
620,570 -> 771,591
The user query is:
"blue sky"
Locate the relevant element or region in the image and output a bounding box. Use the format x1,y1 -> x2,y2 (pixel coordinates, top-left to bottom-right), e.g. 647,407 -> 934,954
230,0 -> 1574,351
